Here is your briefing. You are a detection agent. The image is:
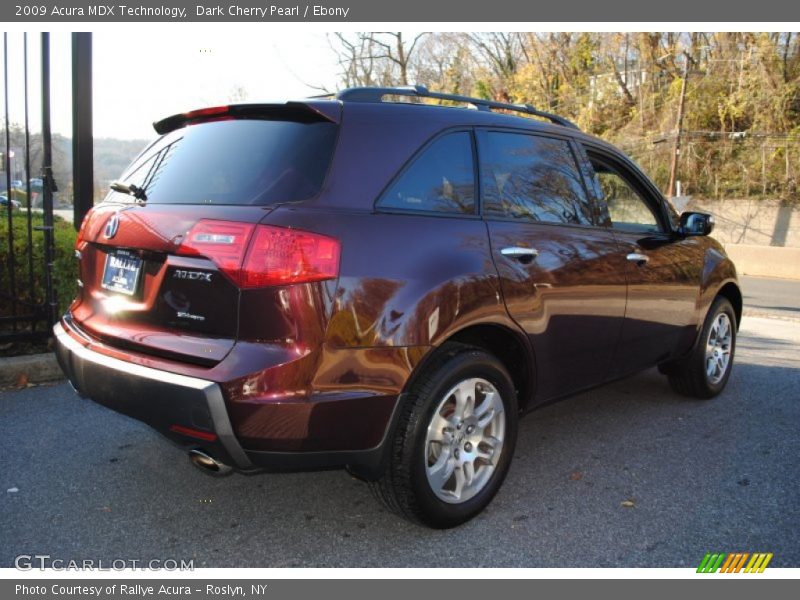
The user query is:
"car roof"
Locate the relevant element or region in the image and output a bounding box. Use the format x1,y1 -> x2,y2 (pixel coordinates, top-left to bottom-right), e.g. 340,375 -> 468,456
152,96 -> 629,212
303,97 -> 618,152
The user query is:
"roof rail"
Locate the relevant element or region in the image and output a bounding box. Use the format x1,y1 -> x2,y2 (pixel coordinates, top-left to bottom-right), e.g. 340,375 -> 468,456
333,85 -> 580,130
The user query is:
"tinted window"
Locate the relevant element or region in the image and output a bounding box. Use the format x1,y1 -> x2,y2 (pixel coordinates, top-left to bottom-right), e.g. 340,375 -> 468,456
482,132 -> 592,225
107,118 -> 337,206
590,160 -> 662,233
379,132 -> 475,214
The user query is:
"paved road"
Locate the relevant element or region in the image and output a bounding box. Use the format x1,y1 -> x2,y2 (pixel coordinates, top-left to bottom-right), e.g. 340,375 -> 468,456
741,275 -> 800,321
1,314 -> 798,568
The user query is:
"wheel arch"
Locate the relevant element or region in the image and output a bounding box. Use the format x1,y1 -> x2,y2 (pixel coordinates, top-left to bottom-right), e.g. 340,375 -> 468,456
716,281 -> 743,330
407,322 -> 536,413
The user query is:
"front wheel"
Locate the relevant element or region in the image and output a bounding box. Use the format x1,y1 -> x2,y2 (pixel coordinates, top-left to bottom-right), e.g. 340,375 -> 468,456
667,296 -> 737,399
371,344 -> 518,528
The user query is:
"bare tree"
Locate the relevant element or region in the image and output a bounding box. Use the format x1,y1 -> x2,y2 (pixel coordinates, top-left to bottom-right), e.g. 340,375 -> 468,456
464,33 -> 525,100
329,32 -> 428,88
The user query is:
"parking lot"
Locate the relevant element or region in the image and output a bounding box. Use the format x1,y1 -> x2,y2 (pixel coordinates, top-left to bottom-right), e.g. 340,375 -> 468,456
2,283 -> 799,568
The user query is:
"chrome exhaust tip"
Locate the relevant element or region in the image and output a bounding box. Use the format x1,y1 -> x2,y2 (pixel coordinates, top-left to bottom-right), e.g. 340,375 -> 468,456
188,449 -> 232,477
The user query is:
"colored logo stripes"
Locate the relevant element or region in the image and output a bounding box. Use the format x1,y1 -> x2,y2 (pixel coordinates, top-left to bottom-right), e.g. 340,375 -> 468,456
697,552 -> 773,573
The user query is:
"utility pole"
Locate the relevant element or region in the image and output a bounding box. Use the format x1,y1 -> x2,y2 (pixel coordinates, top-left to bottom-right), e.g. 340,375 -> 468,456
667,52 -> 690,198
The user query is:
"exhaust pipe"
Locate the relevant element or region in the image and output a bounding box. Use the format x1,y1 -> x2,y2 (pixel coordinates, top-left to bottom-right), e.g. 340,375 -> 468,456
188,449 -> 233,477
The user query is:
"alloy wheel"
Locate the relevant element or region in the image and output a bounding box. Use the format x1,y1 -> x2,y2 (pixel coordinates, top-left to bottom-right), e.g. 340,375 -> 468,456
424,377 -> 506,504
705,312 -> 733,385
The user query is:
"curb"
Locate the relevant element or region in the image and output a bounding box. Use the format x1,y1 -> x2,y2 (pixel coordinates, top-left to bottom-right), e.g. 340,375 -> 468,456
0,353 -> 64,387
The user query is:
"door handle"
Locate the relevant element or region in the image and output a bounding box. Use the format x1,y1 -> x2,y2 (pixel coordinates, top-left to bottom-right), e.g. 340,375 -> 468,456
501,246 -> 539,263
626,252 -> 649,266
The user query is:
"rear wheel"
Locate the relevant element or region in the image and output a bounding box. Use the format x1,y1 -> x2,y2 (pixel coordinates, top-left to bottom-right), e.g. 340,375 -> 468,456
371,344 -> 518,528
666,296 -> 737,399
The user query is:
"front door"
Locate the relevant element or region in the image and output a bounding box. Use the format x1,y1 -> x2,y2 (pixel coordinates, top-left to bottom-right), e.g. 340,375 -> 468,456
583,148 -> 703,377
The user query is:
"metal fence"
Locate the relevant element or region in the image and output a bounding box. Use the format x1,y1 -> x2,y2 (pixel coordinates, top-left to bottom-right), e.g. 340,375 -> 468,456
1,33 -> 57,343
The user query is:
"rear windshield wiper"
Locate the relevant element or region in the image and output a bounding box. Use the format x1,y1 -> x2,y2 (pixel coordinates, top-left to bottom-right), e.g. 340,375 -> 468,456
110,181 -> 147,202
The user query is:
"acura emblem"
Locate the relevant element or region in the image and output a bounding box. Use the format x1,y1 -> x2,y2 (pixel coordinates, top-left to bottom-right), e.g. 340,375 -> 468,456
104,213 -> 120,239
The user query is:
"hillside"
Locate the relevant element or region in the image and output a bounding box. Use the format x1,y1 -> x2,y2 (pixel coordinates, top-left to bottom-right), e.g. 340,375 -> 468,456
0,128 -> 149,204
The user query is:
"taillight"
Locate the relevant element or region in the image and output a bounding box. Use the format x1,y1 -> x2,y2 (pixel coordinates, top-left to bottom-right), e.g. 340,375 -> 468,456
176,220 -> 255,281
177,220 -> 340,288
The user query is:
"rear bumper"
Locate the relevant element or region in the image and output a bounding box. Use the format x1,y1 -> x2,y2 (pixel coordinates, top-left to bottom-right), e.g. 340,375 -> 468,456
54,321 -> 254,470
53,321 -> 401,479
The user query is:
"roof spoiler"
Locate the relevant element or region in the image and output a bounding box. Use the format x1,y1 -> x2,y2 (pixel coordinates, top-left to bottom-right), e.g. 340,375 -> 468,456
152,101 -> 341,135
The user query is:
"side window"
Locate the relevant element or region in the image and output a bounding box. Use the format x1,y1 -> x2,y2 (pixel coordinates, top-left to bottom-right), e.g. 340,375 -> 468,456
590,158 -> 662,233
378,131 -> 475,215
481,132 -> 592,225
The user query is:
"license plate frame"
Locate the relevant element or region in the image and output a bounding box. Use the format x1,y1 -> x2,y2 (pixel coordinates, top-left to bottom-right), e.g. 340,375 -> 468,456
101,248 -> 143,296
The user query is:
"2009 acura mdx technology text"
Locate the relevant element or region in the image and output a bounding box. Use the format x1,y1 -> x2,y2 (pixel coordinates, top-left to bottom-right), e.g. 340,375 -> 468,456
55,85 -> 741,528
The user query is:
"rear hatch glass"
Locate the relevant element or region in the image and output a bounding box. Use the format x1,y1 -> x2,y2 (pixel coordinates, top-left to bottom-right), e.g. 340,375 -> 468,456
112,116 -> 337,206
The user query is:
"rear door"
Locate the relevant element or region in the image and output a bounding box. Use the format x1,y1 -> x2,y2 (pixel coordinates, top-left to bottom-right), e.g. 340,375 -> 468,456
479,130 -> 628,402
581,146 -> 703,376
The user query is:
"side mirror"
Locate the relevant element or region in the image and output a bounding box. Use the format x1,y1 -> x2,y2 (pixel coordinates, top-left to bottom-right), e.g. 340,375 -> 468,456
679,211 -> 714,236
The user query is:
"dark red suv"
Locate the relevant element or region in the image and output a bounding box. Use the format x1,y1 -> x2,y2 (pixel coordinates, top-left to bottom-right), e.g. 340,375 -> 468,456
55,86 -> 741,528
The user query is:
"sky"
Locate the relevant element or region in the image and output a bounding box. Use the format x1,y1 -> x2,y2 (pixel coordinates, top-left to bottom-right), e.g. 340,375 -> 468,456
2,30 -> 342,141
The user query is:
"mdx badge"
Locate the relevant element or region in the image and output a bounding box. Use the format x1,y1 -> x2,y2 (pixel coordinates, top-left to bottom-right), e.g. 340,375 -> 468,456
173,269 -> 212,282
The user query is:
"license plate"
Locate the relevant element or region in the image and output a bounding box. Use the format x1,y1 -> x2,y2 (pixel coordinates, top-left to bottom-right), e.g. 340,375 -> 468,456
101,248 -> 142,296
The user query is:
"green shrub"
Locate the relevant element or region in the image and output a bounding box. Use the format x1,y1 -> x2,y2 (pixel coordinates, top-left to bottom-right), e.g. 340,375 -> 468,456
0,210 -> 77,327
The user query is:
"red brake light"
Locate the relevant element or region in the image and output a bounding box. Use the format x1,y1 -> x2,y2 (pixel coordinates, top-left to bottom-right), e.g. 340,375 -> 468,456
242,224 -> 341,288
185,106 -> 232,127
177,220 -> 340,288
185,105 -> 229,119
153,105 -> 237,134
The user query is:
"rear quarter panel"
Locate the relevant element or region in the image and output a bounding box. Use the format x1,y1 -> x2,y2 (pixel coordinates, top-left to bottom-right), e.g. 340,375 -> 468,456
263,208 -> 513,350
223,207 -> 516,452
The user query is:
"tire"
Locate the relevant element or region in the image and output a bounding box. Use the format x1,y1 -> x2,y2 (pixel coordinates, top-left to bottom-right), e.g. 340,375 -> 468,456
667,296 -> 737,399
371,343 -> 518,528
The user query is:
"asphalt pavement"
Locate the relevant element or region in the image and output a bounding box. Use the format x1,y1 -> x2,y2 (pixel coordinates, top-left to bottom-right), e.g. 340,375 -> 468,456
1,305 -> 799,567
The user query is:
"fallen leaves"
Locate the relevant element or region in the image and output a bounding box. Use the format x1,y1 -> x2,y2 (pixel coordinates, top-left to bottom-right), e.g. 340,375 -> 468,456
569,471 -> 583,481
621,498 -> 636,508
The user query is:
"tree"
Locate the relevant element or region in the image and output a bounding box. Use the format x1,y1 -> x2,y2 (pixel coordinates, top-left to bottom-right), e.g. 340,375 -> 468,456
329,32 -> 428,88
324,31 -> 800,200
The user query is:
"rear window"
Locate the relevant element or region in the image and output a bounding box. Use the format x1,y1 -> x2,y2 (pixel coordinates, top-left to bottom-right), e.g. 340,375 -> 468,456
377,131 -> 476,215
108,118 -> 337,206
